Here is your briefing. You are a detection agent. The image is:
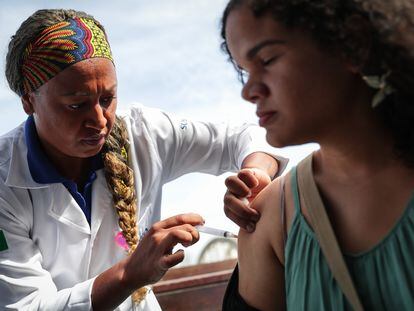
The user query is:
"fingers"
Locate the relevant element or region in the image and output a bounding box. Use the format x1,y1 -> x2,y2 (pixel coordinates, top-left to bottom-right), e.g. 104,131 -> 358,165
224,191 -> 260,220
224,170 -> 272,233
158,227 -> 199,269
152,213 -> 204,231
124,215 -> 203,287
225,174 -> 254,198
163,223 -> 200,247
161,249 -> 185,269
239,168 -> 272,194
225,168 -> 268,197
237,169 -> 260,189
225,208 -> 257,233
224,191 -> 260,232
145,215 -> 201,252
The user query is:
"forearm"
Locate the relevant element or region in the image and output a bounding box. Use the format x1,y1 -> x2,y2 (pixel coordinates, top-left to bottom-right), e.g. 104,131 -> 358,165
91,258 -> 138,311
241,152 -> 279,179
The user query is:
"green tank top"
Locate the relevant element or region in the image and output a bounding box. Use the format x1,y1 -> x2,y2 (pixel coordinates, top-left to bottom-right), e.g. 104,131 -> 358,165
285,167 -> 414,310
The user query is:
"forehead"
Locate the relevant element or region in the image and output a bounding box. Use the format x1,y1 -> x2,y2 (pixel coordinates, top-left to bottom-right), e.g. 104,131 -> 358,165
225,6 -> 285,58
59,58 -> 116,80
41,58 -> 117,94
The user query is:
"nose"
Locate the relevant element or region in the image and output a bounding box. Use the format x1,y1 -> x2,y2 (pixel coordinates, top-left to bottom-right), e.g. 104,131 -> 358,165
241,79 -> 269,105
85,102 -> 107,131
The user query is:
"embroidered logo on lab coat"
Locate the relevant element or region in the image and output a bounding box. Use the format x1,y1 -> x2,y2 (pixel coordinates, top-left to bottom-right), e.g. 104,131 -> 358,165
180,119 -> 188,130
0,230 -> 8,252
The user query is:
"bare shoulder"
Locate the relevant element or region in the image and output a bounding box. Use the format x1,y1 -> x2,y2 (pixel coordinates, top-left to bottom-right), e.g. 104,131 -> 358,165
247,173 -> 296,263
236,175 -> 292,310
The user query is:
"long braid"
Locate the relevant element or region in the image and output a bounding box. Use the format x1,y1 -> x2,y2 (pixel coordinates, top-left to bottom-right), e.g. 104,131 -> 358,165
102,116 -> 148,303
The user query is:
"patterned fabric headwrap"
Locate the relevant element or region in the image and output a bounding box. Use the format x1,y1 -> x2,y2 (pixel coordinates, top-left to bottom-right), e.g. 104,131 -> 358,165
20,17 -> 114,96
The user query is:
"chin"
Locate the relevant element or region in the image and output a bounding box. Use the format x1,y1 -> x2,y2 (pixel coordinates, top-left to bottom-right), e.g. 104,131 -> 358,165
266,133 -> 286,148
76,146 -> 104,158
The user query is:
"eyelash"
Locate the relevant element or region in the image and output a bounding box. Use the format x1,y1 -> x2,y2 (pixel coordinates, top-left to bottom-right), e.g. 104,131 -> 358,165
237,56 -> 278,85
67,96 -> 116,110
262,56 -> 277,66
239,69 -> 249,85
100,96 -> 116,108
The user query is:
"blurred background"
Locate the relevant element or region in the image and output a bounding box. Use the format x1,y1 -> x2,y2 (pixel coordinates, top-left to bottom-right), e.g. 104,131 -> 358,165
0,0 -> 318,266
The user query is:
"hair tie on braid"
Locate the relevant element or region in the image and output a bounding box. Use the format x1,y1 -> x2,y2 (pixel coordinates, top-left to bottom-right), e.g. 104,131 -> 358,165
102,116 -> 148,303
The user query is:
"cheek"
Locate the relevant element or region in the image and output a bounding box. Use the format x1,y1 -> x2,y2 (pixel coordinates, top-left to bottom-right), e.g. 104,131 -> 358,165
105,108 -> 117,132
268,73 -> 308,116
45,112 -> 85,141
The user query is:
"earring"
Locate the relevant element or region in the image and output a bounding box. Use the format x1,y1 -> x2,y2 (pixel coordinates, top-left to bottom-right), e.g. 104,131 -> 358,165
362,71 -> 394,108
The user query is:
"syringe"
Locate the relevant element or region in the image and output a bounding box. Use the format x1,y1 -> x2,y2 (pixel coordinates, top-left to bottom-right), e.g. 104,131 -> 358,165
195,225 -> 238,238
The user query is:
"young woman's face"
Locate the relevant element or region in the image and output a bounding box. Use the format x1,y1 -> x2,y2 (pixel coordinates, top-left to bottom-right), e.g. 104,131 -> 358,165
23,58 -> 117,160
225,6 -> 360,147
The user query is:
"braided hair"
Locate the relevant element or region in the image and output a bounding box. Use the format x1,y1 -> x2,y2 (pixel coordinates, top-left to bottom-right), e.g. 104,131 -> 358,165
102,116 -> 148,302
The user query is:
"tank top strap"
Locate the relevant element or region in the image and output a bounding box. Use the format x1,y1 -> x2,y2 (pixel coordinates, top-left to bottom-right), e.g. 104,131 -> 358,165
290,166 -> 301,215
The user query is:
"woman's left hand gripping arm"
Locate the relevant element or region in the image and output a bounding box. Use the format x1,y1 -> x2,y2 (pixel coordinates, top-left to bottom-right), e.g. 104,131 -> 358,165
224,152 -> 279,232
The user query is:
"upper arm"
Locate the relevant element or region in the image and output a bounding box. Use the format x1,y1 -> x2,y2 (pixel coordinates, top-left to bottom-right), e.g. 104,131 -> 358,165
237,178 -> 286,311
134,105 -> 265,181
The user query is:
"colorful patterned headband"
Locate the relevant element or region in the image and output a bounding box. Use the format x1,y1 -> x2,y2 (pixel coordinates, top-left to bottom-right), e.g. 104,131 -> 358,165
20,17 -> 114,96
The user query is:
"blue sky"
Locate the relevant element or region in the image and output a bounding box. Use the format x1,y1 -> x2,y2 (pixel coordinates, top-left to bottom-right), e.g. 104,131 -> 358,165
0,0 -> 317,264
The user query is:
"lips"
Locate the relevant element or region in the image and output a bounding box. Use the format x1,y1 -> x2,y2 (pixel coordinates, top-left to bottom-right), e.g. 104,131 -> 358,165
256,111 -> 277,127
82,133 -> 106,146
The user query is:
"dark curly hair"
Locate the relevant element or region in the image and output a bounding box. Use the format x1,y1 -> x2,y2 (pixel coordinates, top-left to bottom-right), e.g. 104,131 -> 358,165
221,0 -> 414,167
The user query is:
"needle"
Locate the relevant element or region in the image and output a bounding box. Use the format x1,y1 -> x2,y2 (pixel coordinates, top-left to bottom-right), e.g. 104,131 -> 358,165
195,225 -> 238,238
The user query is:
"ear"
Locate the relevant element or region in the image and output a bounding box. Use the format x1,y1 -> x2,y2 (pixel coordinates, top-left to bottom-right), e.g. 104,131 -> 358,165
21,93 -> 35,115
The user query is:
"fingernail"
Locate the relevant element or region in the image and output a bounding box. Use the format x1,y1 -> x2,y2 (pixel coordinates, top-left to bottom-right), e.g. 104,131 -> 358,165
246,223 -> 255,232
247,168 -> 256,175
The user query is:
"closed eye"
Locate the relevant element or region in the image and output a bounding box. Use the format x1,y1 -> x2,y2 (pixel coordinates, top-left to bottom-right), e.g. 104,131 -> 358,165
262,56 -> 278,66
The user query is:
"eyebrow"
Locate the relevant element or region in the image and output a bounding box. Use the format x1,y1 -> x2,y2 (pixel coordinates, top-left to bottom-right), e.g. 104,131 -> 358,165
61,84 -> 118,96
246,39 -> 286,60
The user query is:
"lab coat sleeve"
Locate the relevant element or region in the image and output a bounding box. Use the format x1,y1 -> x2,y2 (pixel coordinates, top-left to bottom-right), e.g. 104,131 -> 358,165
0,185 -> 94,310
133,105 -> 287,183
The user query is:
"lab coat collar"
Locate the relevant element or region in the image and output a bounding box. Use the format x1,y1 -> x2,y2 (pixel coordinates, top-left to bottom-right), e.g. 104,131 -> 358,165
5,123 -> 48,189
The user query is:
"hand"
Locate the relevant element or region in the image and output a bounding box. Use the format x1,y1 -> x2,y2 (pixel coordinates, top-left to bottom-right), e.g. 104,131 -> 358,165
223,168 -> 272,232
122,213 -> 203,289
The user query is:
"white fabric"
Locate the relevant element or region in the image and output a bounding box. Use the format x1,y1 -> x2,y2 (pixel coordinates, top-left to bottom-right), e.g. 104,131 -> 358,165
0,104 -> 287,310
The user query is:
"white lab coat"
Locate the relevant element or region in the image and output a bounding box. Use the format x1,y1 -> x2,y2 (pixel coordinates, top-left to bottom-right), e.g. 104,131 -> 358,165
0,104 -> 286,310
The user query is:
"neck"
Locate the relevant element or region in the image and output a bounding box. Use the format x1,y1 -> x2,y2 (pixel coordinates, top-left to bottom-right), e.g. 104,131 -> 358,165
315,138 -> 395,182
57,157 -> 92,185
42,144 -> 93,185
314,106 -> 399,181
